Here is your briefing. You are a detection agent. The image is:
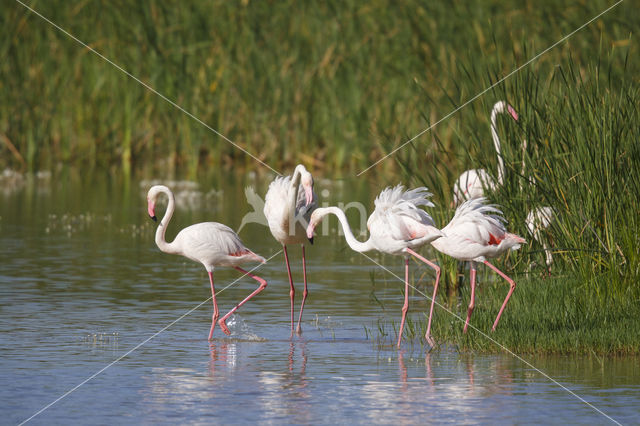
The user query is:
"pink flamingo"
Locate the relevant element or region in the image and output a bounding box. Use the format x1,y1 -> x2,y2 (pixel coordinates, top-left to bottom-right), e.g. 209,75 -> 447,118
147,185 -> 267,339
452,101 -> 519,206
264,165 -> 317,334
426,197 -> 525,345
520,138 -> 556,270
306,185 -> 444,347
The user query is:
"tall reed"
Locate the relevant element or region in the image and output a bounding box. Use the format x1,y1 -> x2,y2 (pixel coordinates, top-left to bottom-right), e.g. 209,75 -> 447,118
1,0 -> 636,175
399,42 -> 639,352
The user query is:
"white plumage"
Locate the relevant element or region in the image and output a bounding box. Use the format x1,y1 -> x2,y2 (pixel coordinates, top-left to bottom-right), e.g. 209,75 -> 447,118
169,222 -> 265,268
432,197 -> 524,262
426,197 -> 525,343
264,165 -> 317,245
452,169 -> 499,204
307,184 -> 443,347
147,185 -> 266,339
263,164 -> 317,334
526,206 -> 555,268
363,185 -> 441,254
452,101 -> 519,206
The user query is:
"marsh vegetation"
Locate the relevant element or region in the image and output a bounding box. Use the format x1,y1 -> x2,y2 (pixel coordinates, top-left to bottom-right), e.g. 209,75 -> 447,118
2,0 -> 639,354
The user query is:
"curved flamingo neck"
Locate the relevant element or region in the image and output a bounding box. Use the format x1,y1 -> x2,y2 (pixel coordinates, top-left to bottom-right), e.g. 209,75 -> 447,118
287,165 -> 305,212
490,106 -> 505,186
317,207 -> 375,253
154,187 -> 180,254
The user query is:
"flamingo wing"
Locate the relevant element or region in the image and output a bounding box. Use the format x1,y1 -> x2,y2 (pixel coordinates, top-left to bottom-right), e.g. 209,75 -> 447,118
452,169 -> 498,205
264,175 -> 292,235
176,222 -> 250,260
264,176 -> 289,217
370,185 -> 437,241
444,197 -> 507,245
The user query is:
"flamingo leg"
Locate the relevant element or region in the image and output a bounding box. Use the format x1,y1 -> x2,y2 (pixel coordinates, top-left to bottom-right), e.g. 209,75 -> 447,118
464,262 -> 477,333
484,260 -> 516,331
208,271 -> 220,340
296,244 -> 309,334
283,245 -> 295,335
398,349 -> 408,389
397,257 -> 410,348
425,353 -> 434,387
543,241 -> 553,275
405,248 -> 440,348
218,267 -> 268,335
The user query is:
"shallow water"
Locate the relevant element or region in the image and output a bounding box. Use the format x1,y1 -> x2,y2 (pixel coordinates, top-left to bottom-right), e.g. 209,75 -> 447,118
1,171 -> 638,425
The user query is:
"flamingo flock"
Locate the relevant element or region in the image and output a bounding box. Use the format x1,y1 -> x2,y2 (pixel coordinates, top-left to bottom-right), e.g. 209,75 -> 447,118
146,100 -> 552,350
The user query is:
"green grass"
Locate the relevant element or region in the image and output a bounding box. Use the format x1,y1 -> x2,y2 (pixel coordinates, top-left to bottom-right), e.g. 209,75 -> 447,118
1,0 -> 637,176
426,272 -> 640,355
3,0 -> 639,353
394,19 -> 640,353
370,269 -> 640,355
409,50 -> 640,287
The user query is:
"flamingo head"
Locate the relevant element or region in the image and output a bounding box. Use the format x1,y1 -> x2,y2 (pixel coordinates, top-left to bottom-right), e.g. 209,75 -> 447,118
493,101 -> 519,121
147,201 -> 157,222
306,209 -> 324,242
147,185 -> 165,222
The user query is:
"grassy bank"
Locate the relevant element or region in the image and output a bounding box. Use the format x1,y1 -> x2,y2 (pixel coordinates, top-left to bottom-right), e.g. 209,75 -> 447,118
367,269 -> 640,355
395,45 -> 640,354
423,274 -> 640,355
1,1 -> 637,175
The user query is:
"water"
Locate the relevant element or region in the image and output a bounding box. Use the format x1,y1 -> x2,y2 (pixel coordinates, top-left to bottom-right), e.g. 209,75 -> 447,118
1,171 -> 638,425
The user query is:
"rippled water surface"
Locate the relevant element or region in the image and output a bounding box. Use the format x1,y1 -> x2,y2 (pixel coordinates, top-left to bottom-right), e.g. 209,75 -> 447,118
1,172 -> 638,425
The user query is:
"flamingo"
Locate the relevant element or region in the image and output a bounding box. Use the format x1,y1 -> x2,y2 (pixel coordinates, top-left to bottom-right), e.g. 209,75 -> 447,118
306,185 -> 444,347
264,164 -> 317,334
147,185 -> 267,339
452,101 -> 519,206
526,206 -> 555,269
426,197 -> 525,344
520,138 -> 556,270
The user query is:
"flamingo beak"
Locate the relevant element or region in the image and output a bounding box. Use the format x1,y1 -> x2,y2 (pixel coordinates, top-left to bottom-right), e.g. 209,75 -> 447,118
306,223 -> 315,242
148,201 -> 157,222
508,105 -> 519,121
304,185 -> 313,206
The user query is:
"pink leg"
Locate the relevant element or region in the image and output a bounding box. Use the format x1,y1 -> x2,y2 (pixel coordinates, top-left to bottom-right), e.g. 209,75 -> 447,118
425,353 -> 434,387
218,267 -> 268,335
208,271 -> 220,340
463,262 -> 477,333
484,260 -> 516,331
398,349 -> 407,388
405,248 -> 440,348
296,245 -> 309,334
288,341 -> 294,372
283,245 -> 295,335
397,257 -> 410,348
